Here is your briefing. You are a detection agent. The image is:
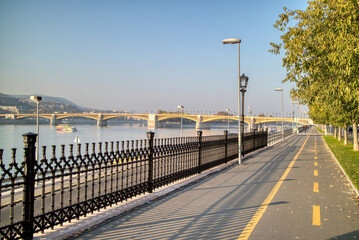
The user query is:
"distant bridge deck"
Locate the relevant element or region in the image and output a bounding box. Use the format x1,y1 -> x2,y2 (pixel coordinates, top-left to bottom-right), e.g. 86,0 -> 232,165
0,113 -> 312,127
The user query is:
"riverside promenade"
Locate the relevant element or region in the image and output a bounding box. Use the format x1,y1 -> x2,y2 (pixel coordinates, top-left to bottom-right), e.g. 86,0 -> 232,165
40,128 -> 359,239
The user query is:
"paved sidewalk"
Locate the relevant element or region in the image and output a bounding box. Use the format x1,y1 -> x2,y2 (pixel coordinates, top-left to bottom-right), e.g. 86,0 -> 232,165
66,128 -> 358,239
245,130 -> 359,239
69,128 -> 359,239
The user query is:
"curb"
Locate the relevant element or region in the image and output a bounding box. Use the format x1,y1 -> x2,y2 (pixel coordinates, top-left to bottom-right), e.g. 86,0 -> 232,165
321,135 -> 359,197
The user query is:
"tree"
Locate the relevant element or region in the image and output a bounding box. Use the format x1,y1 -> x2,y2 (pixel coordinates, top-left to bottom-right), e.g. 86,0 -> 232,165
270,0 -> 359,151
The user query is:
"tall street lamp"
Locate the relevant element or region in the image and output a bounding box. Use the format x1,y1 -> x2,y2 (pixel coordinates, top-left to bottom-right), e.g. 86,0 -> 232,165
274,88 -> 284,142
291,101 -> 297,133
222,37 -> 244,164
240,74 -> 249,147
177,105 -> 184,137
30,95 -> 42,161
225,108 -> 230,131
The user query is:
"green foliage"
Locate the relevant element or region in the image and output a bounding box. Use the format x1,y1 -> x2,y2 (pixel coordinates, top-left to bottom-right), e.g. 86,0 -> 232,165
315,126 -> 325,133
271,0 -> 359,150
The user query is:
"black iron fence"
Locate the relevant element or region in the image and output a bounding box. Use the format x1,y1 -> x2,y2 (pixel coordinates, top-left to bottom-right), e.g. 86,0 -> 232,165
267,129 -> 293,144
0,129 -> 277,239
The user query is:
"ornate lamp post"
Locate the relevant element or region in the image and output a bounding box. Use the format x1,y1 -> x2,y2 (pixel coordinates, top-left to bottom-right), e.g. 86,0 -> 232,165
225,108 -> 230,131
30,95 -> 42,161
248,106 -> 252,131
274,88 -> 284,142
177,105 -> 184,137
240,74 -> 249,150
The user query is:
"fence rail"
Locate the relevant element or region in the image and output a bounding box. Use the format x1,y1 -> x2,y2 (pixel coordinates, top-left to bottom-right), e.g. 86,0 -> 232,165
0,129 -> 293,239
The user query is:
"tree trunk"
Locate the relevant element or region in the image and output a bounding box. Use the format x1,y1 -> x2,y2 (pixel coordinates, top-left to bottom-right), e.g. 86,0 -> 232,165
325,125 -> 328,135
353,123 -> 358,151
344,126 -> 348,145
338,127 -> 342,141
334,127 -> 337,138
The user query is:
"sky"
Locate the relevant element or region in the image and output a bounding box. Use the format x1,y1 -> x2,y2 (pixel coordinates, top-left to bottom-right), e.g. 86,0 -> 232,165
0,0 -> 309,116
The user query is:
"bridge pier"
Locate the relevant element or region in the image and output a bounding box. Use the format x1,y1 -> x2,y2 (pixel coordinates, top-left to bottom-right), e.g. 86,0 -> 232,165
195,115 -> 210,130
195,115 -> 202,130
248,116 -> 255,131
50,114 -> 58,125
97,114 -> 107,127
147,114 -> 157,130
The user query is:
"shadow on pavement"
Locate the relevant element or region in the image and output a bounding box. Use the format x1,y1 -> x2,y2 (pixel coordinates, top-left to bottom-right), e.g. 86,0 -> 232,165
330,230 -> 359,240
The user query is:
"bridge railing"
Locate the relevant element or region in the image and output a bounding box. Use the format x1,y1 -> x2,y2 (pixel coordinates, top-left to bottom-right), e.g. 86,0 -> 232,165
0,130 -> 272,239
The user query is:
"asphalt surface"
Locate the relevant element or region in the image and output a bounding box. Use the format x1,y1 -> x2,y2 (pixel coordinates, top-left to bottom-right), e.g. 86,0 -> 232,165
71,128 -> 359,240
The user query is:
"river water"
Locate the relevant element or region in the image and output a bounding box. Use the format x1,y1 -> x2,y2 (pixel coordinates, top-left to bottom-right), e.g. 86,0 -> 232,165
0,124 -> 230,166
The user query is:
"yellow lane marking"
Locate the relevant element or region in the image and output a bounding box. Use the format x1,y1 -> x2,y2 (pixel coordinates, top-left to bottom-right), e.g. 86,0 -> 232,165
313,182 -> 319,192
314,162 -> 318,167
313,205 -> 321,226
315,152 -> 317,155
314,170 -> 318,176
314,156 -> 318,159
237,135 -> 310,240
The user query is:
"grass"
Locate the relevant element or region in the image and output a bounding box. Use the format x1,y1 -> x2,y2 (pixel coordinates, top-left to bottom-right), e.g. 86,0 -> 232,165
316,127 -> 325,134
322,135 -> 359,191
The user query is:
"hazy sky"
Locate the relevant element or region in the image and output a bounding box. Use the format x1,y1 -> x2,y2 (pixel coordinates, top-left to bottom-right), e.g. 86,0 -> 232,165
0,0 -> 308,116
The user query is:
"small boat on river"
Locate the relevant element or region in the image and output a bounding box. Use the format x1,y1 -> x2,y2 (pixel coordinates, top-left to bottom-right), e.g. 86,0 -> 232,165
56,124 -> 78,133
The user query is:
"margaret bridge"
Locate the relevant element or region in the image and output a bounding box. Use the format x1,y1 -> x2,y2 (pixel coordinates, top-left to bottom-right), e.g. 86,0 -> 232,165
0,113 -> 312,129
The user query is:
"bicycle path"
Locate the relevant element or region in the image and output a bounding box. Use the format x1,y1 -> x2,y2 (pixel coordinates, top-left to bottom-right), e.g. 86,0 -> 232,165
71,128 -> 359,239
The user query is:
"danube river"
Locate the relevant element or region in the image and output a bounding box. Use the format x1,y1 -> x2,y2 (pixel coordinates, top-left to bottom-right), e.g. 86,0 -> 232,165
0,124 -> 230,165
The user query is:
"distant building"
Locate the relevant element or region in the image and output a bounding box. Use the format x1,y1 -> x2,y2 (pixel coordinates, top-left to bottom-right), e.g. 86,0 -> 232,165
0,106 -> 19,113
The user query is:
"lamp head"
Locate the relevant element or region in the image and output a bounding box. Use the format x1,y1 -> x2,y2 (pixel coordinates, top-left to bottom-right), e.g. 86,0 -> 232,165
240,74 -> 249,91
222,38 -> 241,44
30,96 -> 42,102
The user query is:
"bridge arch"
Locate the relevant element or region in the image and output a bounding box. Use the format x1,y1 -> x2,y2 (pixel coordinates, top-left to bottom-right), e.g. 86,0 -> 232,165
102,114 -> 149,121
157,115 -> 197,122
15,114 -> 53,121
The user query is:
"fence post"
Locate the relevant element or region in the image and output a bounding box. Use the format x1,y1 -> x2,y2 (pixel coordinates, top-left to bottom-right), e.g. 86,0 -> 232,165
261,129 -> 265,148
224,130 -> 228,164
253,129 -> 256,151
147,132 -> 155,193
22,132 -> 37,240
197,131 -> 202,174
265,129 -> 268,147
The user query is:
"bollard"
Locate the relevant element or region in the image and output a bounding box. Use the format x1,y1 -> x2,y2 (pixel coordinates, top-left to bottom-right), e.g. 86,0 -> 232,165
147,132 -> 155,193
22,132 -> 37,240
197,131 -> 202,174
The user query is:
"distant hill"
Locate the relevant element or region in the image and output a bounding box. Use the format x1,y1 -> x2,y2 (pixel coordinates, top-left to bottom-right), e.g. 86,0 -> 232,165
0,93 -> 88,114
13,94 -> 83,108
